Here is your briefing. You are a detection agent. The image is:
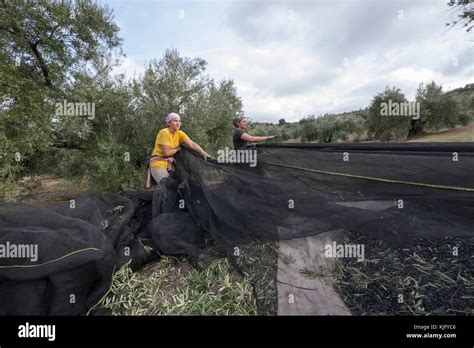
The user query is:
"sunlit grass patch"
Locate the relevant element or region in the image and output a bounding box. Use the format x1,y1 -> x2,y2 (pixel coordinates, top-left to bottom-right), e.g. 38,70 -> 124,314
101,256 -> 258,315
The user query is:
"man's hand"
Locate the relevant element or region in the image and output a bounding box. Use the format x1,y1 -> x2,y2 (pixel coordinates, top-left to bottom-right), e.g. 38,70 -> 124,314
202,151 -> 215,161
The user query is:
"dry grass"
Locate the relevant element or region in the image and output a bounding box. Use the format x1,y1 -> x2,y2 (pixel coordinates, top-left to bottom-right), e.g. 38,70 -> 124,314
14,175 -> 86,204
406,124 -> 474,142
100,256 -> 258,315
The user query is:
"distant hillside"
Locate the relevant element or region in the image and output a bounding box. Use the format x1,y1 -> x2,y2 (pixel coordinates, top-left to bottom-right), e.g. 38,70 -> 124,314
445,83 -> 474,118
406,123 -> 474,142
254,83 -> 474,127
250,83 -> 473,143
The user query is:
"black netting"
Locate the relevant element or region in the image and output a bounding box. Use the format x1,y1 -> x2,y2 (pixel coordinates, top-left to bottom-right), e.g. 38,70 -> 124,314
1,143 -> 473,315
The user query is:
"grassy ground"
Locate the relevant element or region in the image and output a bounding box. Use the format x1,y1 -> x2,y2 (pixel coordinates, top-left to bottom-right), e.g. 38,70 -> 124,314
100,241 -> 279,316
13,175 -> 86,204
100,256 -> 258,315
406,124 -> 474,142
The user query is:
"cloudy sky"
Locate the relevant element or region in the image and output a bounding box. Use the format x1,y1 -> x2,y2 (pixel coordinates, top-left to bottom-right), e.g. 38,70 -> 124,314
105,0 -> 473,123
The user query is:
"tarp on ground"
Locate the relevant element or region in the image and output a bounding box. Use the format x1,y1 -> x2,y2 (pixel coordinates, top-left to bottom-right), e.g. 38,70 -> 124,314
1,143 -> 473,314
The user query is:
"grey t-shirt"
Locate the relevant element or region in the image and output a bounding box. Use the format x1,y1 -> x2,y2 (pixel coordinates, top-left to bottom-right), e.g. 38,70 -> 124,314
233,129 -> 246,150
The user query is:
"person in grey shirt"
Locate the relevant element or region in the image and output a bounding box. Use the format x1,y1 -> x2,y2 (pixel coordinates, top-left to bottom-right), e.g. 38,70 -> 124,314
233,116 -> 277,150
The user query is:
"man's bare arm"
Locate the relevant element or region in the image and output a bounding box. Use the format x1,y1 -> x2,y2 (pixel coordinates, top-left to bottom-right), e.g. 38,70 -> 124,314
183,139 -> 213,159
241,133 -> 277,142
161,144 -> 181,157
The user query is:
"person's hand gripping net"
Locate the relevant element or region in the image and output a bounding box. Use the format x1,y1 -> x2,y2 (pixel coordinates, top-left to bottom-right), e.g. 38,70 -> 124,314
202,151 -> 215,161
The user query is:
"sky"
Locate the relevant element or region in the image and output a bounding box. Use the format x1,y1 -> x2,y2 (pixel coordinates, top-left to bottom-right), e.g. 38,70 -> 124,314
103,0 -> 473,123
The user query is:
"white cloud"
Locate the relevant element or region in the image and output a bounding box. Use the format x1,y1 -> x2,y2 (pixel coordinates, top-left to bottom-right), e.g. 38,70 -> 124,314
204,0 -> 474,122
111,56 -> 146,80
389,67 -> 440,84
109,0 -> 473,123
200,43 -> 336,121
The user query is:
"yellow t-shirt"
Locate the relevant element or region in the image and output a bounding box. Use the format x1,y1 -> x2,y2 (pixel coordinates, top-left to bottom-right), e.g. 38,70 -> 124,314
150,128 -> 190,169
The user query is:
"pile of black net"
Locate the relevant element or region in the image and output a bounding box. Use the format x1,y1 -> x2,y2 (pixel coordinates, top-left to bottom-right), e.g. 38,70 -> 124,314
1,142 -> 473,315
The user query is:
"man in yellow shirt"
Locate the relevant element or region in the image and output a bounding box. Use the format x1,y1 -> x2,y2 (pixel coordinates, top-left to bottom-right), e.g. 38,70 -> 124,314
147,112 -> 210,186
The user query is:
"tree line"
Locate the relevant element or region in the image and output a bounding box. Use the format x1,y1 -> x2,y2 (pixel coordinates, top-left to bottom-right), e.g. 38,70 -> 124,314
1,1 -> 243,198
1,0 -> 472,199
255,82 -> 473,144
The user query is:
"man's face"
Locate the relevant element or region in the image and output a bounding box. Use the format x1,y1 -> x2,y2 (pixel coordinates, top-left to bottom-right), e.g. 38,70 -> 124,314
169,117 -> 182,131
239,118 -> 248,130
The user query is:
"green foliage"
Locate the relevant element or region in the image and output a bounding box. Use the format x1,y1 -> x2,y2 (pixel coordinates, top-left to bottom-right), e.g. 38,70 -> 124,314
86,135 -> 144,191
366,87 -> 411,141
414,81 -> 463,135
254,82 -> 470,144
101,256 -> 258,315
0,0 -> 122,198
131,49 -> 242,155
444,83 -> 474,124
0,0 -> 122,89
0,151 -> 22,201
51,49 -> 243,190
299,115 -> 318,142
1,0 -> 472,198
198,80 -> 243,153
297,112 -> 366,143
447,0 -> 474,32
